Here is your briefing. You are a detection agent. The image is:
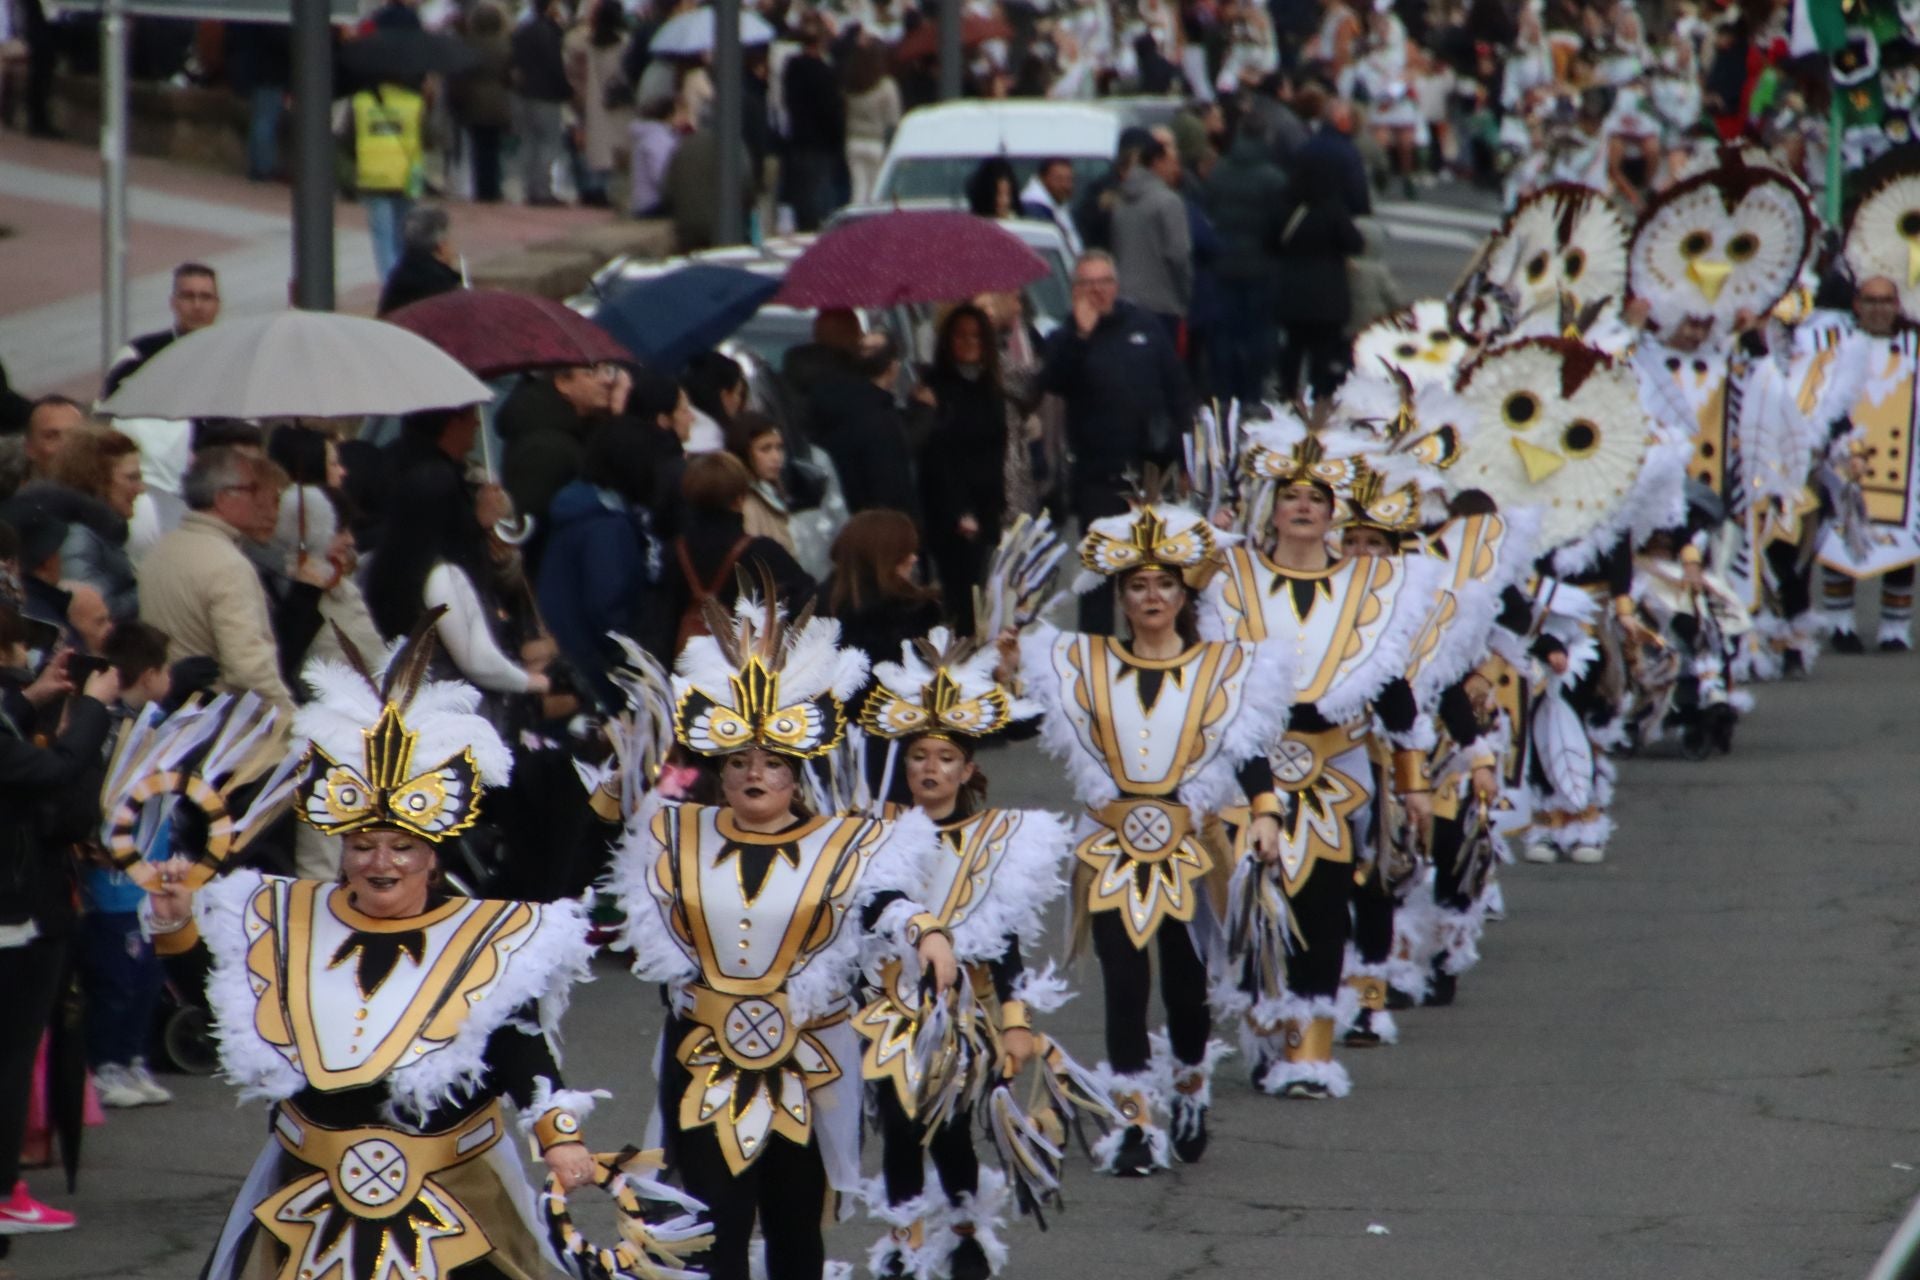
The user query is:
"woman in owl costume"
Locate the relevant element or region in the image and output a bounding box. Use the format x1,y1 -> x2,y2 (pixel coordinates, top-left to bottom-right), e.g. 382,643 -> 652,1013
1801,148 -> 1920,652
1625,147 -> 1823,678
1330,375 -> 1543,1013
854,630 -> 1074,1280
139,619 -> 653,1280
1018,490 -> 1288,1172
1197,409 -> 1442,1098
605,594 -> 954,1280
1441,337 -> 1670,866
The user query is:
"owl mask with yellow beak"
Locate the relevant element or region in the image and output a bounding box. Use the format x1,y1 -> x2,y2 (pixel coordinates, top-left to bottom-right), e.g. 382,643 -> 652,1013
1843,146 -> 1920,323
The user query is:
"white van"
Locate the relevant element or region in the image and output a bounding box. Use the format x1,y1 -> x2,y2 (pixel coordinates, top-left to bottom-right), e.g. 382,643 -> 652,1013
872,100 -> 1120,203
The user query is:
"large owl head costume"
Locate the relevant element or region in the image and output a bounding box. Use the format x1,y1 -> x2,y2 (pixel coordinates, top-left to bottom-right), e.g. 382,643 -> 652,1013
1628,147 -> 1815,334
860,627 -> 1035,745
1842,146 -> 1920,321
1445,338 -> 1650,557
1468,183 -> 1630,337
1350,300 -> 1471,385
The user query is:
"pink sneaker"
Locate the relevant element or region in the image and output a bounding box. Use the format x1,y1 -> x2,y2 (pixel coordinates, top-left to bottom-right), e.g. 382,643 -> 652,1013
0,1180 -> 74,1233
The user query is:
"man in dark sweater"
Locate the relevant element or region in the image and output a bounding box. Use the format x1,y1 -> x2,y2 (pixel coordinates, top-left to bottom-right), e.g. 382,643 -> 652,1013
1040,249 -> 1189,633
510,0 -> 571,206
781,14 -> 844,230
809,332 -> 919,519
103,262 -> 220,397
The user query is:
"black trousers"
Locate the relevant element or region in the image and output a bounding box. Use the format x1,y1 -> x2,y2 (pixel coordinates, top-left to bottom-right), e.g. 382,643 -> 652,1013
671,1124 -> 829,1280
661,1021 -> 830,1280
928,533 -> 988,635
1089,911 -> 1209,1074
1764,539 -> 1812,622
1278,322 -> 1351,402
469,125 -> 504,202
1283,858 -> 1353,1002
1350,865 -> 1394,967
876,1086 -> 978,1207
1070,476 -> 1134,636
0,935 -> 69,1190
1429,813 -> 1471,913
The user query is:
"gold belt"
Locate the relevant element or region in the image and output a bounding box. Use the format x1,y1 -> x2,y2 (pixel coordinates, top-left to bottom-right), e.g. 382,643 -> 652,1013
273,1099 -> 503,1221
1086,797 -> 1195,865
1267,723 -> 1366,792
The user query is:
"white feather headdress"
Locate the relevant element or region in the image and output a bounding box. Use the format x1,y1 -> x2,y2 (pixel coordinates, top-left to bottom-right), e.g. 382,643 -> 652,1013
673,581 -> 867,759
292,611 -> 512,842
1074,465 -> 1237,593
861,626 -> 1037,742
1843,146 -> 1920,320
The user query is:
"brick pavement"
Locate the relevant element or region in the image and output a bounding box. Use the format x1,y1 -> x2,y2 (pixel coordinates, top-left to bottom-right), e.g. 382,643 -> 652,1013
0,130 -> 612,401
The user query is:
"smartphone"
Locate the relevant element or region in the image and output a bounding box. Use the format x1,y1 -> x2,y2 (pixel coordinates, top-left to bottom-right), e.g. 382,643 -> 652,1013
66,653 -> 111,687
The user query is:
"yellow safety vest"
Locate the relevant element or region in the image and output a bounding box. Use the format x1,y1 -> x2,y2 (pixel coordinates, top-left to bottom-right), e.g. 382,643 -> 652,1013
352,84 -> 424,195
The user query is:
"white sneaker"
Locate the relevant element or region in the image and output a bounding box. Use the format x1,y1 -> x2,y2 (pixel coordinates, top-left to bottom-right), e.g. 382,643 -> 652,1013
93,1064 -> 148,1109
129,1060 -> 173,1105
1522,841 -> 1557,865
1568,845 -> 1605,865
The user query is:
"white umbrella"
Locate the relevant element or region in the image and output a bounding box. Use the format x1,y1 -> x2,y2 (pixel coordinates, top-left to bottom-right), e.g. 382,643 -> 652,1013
647,7 -> 776,55
100,310 -> 493,420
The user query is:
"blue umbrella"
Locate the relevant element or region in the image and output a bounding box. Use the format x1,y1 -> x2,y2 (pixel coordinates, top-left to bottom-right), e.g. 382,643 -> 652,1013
593,265 -> 782,374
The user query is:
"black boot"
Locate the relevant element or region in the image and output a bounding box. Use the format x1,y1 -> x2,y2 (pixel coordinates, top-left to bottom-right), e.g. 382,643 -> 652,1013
949,1232 -> 992,1280
1833,630 -> 1865,654
1425,965 -> 1458,1007
1111,1126 -> 1158,1177
1171,1093 -> 1209,1163
1344,1008 -> 1384,1047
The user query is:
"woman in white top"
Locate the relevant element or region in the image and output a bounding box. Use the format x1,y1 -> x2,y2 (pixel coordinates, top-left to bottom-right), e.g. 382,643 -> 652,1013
363,463 -> 550,701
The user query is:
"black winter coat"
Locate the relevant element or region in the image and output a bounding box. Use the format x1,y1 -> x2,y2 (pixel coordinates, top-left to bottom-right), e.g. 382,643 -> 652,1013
0,695 -> 110,935
1273,175 -> 1365,331
1204,137 -> 1291,282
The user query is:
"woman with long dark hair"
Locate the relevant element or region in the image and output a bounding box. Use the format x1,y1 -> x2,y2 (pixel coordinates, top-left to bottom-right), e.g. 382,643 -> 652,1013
363,462 -> 549,699
823,509 -> 942,678
681,350 -> 745,452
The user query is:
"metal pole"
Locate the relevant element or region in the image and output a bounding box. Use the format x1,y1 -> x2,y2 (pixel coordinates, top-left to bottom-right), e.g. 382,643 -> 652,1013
938,0 -> 961,101
291,0 -> 335,309
100,0 -> 129,373
714,0 -> 744,246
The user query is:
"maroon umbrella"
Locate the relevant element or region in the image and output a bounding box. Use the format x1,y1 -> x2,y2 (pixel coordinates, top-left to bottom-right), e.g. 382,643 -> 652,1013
384,289 -> 634,379
891,12 -> 1012,64
776,211 -> 1048,310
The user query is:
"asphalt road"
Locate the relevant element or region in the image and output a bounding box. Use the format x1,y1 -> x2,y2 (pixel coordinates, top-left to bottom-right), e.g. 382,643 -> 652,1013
22,191 -> 1920,1280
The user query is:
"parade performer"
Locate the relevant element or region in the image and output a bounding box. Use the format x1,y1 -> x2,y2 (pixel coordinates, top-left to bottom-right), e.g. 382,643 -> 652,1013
854,629 -> 1075,1280
1443,338 -> 1666,865
606,591 -> 954,1280
1198,411 -> 1440,1097
139,619 -> 687,1280
1810,151 -> 1920,651
1019,481 -> 1288,1172
1625,147 -> 1819,677
1454,182 -> 1633,347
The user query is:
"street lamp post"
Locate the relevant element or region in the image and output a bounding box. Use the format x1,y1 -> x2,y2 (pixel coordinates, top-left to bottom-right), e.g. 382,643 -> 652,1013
714,0 -> 744,245
291,0 -> 335,309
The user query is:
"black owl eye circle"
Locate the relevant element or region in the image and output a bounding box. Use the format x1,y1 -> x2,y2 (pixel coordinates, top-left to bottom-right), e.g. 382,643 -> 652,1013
1679,231 -> 1712,259
1563,421 -> 1601,456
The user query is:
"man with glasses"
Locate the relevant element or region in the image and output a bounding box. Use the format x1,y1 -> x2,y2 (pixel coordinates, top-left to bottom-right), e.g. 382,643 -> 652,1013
103,263 -> 221,397
1041,249 -> 1191,633
135,446 -> 295,721
1805,276 -> 1920,652
497,360 -> 632,529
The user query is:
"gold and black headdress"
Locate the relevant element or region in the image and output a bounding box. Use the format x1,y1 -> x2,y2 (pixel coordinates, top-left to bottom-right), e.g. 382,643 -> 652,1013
292,611 -> 511,842
673,577 -> 868,760
860,627 -> 1032,743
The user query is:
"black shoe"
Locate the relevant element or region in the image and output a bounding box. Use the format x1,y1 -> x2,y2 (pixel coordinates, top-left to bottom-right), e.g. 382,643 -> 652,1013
1111,1126 -> 1158,1177
1880,637 -> 1911,652
1385,986 -> 1416,1011
1171,1098 -> 1209,1164
1344,1009 -> 1384,1048
1424,966 -> 1458,1007
1833,631 -> 1865,654
949,1235 -> 991,1280
1782,648 -> 1806,677
1250,1055 -> 1272,1090
878,1255 -> 909,1279
1281,1079 -> 1332,1100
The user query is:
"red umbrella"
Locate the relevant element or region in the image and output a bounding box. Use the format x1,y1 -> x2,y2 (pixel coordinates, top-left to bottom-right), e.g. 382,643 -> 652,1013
776,211 -> 1048,309
384,289 -> 634,379
892,12 -> 1012,63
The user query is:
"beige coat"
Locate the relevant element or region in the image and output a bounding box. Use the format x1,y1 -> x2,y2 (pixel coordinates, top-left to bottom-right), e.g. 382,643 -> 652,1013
137,511 -> 294,718
564,27 -> 635,173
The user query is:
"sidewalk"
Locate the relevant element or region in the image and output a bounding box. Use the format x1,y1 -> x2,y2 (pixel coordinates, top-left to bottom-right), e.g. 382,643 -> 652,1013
0,132 -> 612,401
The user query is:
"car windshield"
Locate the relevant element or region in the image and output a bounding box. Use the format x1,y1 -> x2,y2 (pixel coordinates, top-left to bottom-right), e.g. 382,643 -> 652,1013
879,155 -> 1109,203
729,308 -> 818,366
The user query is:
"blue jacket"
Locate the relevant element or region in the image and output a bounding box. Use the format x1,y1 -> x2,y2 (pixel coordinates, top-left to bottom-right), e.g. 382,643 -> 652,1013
535,481 -> 663,708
